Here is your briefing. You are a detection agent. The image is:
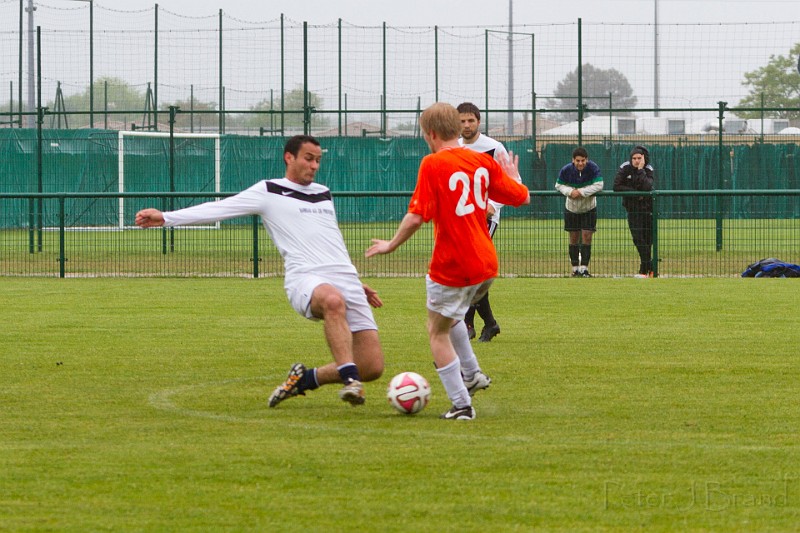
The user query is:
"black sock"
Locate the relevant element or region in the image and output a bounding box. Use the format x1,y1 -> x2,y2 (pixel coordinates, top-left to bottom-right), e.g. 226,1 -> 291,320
298,368 -> 319,392
337,363 -> 361,384
475,292 -> 496,327
464,305 -> 476,328
568,244 -> 580,267
581,244 -> 592,267
638,247 -> 652,273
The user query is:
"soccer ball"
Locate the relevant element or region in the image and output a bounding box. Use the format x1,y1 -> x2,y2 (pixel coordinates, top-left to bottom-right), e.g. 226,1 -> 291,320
387,372 -> 431,415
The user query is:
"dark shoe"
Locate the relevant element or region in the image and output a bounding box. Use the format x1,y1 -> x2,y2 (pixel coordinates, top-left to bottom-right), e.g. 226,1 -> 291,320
268,363 -> 306,407
581,270 -> 592,278
466,324 -> 476,340
571,271 -> 582,277
440,404 -> 476,420
478,323 -> 500,342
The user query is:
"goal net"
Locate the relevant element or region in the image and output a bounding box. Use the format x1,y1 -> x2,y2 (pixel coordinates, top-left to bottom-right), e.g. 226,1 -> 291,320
118,131 -> 221,229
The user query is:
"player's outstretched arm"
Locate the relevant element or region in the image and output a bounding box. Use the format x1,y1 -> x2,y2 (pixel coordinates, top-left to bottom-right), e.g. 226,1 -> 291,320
135,208 -> 165,228
365,239 -> 392,257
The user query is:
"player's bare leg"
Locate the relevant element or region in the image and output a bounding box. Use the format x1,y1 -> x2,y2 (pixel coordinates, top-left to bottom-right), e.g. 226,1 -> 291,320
269,284 -> 368,407
314,329 -> 383,384
310,284 -> 365,404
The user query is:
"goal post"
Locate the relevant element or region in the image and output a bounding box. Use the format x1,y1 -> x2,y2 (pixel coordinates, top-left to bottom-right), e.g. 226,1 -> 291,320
118,131 -> 221,229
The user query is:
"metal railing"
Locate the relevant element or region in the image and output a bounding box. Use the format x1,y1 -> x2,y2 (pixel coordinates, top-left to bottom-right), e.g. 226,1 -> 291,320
1,190 -> 798,278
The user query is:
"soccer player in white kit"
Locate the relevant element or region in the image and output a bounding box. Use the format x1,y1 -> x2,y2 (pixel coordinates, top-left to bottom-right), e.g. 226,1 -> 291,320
457,102 -> 509,343
135,135 -> 384,408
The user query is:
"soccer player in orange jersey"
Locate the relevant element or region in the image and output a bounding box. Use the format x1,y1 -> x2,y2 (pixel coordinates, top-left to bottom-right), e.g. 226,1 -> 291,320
366,102 -> 530,420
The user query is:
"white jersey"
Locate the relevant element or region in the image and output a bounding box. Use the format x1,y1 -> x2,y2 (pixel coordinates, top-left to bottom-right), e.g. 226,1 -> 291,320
458,133 -> 508,224
162,178 -> 358,279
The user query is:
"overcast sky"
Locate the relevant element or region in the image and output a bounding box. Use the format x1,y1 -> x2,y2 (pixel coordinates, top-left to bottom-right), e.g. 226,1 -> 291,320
96,0 -> 796,113
119,0 -> 798,26
4,0 -> 797,126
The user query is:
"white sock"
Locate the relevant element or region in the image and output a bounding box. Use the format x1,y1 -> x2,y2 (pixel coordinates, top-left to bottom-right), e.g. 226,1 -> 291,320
436,358 -> 471,408
451,320 -> 480,378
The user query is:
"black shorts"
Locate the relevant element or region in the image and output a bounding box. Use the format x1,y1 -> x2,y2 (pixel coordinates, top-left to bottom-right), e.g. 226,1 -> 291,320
564,208 -> 597,232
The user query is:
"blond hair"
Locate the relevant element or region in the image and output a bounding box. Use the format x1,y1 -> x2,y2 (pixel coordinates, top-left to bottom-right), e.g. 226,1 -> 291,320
420,102 -> 461,141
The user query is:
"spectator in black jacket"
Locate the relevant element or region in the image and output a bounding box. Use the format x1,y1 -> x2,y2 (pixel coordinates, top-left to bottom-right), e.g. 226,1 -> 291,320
614,146 -> 655,277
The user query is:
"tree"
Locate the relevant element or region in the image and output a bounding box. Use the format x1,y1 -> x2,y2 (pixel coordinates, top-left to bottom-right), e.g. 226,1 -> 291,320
243,86 -> 329,130
160,98 -> 218,131
0,102 -> 14,117
393,120 -> 418,132
49,77 -> 148,128
547,64 -> 637,121
736,42 -> 800,120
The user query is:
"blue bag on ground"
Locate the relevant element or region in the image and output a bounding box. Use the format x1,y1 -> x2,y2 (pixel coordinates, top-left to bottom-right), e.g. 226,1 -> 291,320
741,258 -> 800,278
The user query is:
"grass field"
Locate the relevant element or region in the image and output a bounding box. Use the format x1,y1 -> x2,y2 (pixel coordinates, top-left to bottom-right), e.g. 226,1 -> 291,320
2,277 -> 799,531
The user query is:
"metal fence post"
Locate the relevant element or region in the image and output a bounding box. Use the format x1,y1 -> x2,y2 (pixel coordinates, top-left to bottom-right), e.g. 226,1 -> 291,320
338,18 -> 342,135
280,14 -> 285,134
531,34 -> 535,145
252,215 -> 260,278
154,4 -> 158,130
651,191 -> 659,278
303,21 -> 309,135
89,0 -> 94,128
218,9 -> 223,134
434,25 -> 439,102
17,0 -> 22,127
36,25 -> 43,252
484,30 -> 489,132
716,101 -> 727,251
28,197 -> 34,253
169,106 -> 178,252
161,195 -> 168,255
59,195 -> 65,278
577,18 -> 582,145
382,22 -> 387,135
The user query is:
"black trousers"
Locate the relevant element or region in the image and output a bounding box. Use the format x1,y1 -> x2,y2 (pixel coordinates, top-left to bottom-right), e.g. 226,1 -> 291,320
465,218 -> 498,327
627,210 -> 653,273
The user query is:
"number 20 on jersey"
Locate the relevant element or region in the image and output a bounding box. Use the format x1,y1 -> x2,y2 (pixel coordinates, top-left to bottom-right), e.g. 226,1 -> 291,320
449,167 -> 489,217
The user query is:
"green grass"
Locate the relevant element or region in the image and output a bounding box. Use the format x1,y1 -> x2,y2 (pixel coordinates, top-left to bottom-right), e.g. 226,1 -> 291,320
2,278 -> 799,531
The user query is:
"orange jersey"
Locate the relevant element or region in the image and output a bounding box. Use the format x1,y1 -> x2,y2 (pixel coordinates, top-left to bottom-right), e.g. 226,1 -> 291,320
408,147 -> 529,286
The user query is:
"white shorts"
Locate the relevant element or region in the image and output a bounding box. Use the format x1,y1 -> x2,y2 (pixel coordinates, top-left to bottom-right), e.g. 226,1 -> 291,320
285,271 -> 378,332
425,275 -> 495,321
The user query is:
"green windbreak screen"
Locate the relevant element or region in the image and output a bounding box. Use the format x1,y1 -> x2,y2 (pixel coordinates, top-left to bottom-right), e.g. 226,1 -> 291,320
1,129 -> 798,228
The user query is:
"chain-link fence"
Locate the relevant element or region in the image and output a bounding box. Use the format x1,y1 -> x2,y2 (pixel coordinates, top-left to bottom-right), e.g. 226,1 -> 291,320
1,2 -> 798,278
2,2 -> 799,137
2,190 -> 798,278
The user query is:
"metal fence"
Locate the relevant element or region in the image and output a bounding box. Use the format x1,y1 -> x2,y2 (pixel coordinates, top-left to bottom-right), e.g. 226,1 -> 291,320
3,129 -> 798,209
1,2 -> 799,140
1,4 -> 798,279
2,190 -> 798,278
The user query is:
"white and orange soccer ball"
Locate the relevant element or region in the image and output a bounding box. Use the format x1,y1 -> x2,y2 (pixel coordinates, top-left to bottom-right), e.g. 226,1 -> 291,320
387,372 -> 431,414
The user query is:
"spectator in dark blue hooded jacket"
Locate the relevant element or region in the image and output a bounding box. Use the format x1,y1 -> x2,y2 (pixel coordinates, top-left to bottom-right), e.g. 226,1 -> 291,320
555,146 -> 603,277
